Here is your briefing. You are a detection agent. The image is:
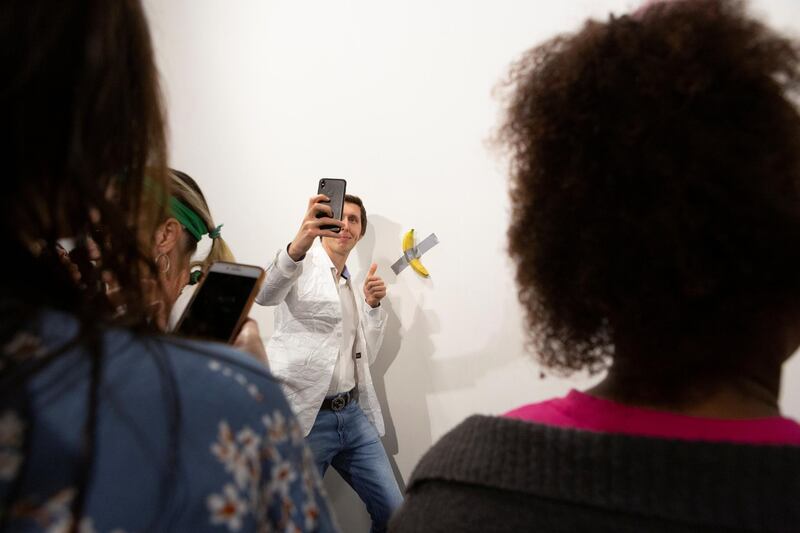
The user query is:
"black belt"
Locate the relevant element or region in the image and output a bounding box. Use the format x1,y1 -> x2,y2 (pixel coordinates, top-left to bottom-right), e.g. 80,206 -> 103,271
321,388 -> 357,412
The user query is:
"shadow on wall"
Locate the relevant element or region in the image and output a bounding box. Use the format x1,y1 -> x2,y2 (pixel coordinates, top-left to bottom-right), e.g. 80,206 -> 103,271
323,213 -> 532,531
323,214 -> 417,531
355,214 -> 411,483
367,213 -> 531,413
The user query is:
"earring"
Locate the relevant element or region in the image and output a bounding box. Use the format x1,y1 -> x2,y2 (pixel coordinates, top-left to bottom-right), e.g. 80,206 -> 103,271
155,253 -> 171,274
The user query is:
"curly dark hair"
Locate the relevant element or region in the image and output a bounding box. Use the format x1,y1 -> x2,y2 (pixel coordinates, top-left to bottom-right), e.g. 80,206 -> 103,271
499,0 -> 800,400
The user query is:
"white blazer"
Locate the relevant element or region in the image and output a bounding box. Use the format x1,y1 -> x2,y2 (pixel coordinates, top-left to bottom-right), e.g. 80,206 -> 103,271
255,240 -> 387,436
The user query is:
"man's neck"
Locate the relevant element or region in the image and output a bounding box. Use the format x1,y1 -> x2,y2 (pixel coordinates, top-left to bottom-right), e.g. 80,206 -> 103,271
322,240 -> 349,278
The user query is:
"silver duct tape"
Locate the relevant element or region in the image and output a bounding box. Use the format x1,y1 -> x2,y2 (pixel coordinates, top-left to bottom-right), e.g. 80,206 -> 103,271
391,255 -> 409,275
416,233 -> 439,256
390,233 -> 440,275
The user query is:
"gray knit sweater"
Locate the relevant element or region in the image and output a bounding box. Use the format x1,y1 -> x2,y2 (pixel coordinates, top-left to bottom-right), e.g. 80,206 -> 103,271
389,415 -> 800,532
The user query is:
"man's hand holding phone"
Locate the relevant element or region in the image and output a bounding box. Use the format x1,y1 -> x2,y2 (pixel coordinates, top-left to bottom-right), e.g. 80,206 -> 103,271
287,193 -> 344,261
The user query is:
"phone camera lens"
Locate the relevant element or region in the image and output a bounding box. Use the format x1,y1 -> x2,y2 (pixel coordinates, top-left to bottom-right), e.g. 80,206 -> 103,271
320,181 -> 326,188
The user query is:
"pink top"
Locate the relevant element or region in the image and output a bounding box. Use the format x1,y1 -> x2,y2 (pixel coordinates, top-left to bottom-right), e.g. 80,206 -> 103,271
505,389 -> 800,445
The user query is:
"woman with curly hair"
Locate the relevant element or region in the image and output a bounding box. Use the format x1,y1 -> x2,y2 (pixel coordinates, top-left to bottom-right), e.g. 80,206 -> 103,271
0,1 -> 334,530
391,1 -> 800,531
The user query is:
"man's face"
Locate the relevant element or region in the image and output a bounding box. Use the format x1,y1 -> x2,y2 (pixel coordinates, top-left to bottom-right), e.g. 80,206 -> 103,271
324,201 -> 363,255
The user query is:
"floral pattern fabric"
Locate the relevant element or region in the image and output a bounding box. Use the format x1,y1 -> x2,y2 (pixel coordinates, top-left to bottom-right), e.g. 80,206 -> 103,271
0,311 -> 338,532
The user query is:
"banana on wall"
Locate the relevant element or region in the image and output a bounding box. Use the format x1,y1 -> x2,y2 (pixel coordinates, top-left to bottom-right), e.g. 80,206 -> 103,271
402,228 -> 429,277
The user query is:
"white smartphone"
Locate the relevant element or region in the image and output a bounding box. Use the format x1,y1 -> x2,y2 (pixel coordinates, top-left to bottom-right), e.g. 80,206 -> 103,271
174,261 -> 265,343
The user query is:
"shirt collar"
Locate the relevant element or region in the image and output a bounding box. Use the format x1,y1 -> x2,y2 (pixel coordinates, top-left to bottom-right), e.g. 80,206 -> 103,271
316,239 -> 351,281
332,265 -> 351,280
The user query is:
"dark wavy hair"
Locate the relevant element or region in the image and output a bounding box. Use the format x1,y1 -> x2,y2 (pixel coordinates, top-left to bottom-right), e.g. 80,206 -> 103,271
1,0 -> 168,527
345,194 -> 368,237
499,0 -> 800,399
1,0 -> 168,326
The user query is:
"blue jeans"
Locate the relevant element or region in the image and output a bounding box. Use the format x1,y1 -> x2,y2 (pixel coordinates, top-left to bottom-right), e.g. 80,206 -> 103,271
306,399 -> 403,533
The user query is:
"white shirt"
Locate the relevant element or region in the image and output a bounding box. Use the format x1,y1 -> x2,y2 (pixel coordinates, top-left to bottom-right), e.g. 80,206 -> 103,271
326,266 -> 357,395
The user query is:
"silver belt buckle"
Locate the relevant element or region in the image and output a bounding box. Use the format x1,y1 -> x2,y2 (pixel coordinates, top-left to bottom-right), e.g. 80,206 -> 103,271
331,395 -> 346,411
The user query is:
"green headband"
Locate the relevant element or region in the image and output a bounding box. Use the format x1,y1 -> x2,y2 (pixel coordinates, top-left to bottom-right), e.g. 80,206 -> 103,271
142,176 -> 223,242
169,196 -> 223,242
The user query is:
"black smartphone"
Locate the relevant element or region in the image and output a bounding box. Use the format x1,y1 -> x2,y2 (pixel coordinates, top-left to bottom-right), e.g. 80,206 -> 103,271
174,261 -> 265,343
316,178 -> 347,233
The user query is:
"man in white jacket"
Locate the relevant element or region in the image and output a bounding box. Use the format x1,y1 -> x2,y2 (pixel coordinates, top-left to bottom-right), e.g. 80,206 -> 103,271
255,193 -> 403,532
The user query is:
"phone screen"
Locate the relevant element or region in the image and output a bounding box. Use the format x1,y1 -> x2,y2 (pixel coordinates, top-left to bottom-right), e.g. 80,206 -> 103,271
176,270 -> 260,342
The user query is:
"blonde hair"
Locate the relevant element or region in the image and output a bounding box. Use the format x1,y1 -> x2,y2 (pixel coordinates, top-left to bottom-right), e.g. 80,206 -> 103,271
169,169 -> 235,273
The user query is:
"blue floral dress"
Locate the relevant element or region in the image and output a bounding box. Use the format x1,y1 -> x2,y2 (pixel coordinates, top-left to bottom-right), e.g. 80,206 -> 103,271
0,310 -> 338,532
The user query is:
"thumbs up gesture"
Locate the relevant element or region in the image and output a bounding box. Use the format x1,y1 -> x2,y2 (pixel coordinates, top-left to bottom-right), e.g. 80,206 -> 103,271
363,263 -> 386,308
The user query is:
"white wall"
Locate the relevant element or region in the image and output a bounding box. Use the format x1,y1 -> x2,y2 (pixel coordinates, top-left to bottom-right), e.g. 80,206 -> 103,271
145,1 -> 800,529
